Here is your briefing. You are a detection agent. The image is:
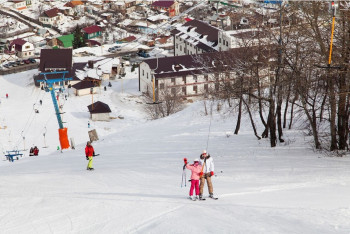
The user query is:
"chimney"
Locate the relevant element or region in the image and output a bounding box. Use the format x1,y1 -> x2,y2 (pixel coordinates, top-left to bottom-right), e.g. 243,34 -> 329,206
88,60 -> 94,69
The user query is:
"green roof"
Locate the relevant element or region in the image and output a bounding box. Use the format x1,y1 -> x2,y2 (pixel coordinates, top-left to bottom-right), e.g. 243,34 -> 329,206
57,34 -> 74,48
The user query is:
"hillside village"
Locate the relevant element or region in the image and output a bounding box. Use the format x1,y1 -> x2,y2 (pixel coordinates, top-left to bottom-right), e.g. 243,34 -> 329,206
2,1 -> 350,233
0,0 -> 282,95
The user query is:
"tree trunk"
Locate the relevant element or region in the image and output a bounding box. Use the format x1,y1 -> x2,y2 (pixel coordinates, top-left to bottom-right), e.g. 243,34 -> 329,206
269,99 -> 277,147
338,73 -> 347,150
319,93 -> 327,122
234,96 -> 243,135
257,83 -> 267,128
328,74 -> 338,151
243,98 -> 261,140
289,95 -> 297,130
283,87 -> 290,129
277,98 -> 285,142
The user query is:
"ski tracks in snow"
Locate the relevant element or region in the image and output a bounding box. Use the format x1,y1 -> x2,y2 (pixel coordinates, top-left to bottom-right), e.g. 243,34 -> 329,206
127,205 -> 184,233
220,182 -> 317,198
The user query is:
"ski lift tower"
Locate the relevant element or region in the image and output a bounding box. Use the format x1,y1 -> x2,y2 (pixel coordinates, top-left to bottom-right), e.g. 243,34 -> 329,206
37,71 -> 73,150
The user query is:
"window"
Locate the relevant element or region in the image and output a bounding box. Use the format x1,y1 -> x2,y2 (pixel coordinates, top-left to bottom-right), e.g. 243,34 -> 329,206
180,45 -> 182,51
25,45 -> 30,49
204,84 -> 208,92
176,44 -> 178,49
182,76 -> 186,83
215,83 -> 219,91
193,75 -> 197,82
184,48 -> 186,53
226,41 -> 228,46
204,75 -> 209,81
193,85 -> 197,93
160,83 -> 165,89
223,39 -> 226,45
147,73 -> 148,79
219,38 -> 221,43
142,70 -> 144,76
182,87 -> 186,94
171,78 -> 175,84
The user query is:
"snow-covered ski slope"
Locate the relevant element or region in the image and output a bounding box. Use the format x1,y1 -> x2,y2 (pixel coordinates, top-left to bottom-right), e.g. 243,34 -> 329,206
1,69 -> 350,234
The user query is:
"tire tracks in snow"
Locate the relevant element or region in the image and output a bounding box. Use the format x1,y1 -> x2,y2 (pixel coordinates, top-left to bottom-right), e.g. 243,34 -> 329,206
127,205 -> 184,233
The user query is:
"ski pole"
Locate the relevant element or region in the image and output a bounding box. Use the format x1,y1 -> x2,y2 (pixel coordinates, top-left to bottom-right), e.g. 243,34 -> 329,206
181,158 -> 187,187
181,167 -> 186,187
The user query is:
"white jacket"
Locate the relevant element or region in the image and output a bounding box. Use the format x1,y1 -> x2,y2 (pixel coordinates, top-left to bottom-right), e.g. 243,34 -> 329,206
200,156 -> 214,173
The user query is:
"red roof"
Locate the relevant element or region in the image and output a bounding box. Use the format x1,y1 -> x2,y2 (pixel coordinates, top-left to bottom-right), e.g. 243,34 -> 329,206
9,38 -> 28,52
151,1 -> 174,8
44,8 -> 60,18
123,36 -> 136,42
83,25 -> 102,34
10,38 -> 26,46
185,17 -> 192,22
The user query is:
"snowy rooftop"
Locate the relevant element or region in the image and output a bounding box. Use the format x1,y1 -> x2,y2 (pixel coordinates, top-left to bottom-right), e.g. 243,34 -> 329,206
76,58 -> 120,80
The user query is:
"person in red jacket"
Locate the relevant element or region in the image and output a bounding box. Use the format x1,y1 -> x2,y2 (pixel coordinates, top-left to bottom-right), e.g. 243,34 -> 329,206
33,146 -> 39,156
85,141 -> 95,170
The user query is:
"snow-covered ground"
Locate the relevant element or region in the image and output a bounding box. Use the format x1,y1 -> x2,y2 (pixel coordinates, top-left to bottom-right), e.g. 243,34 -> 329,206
0,69 -> 350,233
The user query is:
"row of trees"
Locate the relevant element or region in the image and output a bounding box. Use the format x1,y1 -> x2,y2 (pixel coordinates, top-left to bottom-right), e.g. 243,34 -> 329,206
206,2 -> 350,153
148,2 -> 350,154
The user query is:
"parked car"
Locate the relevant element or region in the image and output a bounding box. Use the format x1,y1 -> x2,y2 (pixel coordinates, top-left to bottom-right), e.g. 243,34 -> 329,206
24,59 -> 30,64
9,62 -> 17,67
19,60 -> 24,65
3,63 -> 10,69
137,50 -> 150,58
108,48 -> 116,53
28,58 -> 36,63
122,55 -> 131,60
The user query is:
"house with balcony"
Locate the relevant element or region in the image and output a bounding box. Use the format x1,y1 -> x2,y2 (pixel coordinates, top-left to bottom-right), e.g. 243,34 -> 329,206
9,38 -> 34,58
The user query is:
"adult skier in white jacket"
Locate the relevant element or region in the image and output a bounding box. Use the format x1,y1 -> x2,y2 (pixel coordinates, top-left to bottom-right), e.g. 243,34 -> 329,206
199,150 -> 215,199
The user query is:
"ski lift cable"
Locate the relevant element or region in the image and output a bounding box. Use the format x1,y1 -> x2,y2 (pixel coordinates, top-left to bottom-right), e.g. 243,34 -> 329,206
31,112 -> 55,145
13,91 -> 47,148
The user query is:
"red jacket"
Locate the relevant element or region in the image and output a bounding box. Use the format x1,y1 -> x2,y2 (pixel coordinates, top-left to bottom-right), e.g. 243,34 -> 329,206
85,145 -> 94,157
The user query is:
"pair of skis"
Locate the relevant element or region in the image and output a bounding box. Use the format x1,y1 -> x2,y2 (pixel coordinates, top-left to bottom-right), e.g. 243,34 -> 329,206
188,196 -> 218,201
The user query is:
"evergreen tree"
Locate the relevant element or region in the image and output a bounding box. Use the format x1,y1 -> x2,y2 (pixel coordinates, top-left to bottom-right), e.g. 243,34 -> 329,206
72,25 -> 85,49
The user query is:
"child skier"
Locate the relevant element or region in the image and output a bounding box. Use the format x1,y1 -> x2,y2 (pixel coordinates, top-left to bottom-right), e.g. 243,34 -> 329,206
184,158 -> 202,201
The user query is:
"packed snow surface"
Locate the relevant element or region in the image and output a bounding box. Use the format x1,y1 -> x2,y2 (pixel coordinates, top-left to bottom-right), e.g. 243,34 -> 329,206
0,70 -> 350,233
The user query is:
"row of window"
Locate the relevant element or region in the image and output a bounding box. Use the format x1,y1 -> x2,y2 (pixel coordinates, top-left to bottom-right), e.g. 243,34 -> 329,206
159,84 -> 209,93
219,37 -> 229,47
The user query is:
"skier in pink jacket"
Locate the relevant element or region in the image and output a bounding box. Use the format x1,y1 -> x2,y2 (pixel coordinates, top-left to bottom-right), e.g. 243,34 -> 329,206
184,158 -> 202,201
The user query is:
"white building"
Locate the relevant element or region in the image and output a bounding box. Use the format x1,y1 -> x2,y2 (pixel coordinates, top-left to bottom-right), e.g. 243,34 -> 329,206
218,29 -> 269,51
139,49 -> 271,101
171,19 -> 219,56
9,38 -> 34,58
87,101 -> 111,121
139,54 -> 216,99
13,0 -> 26,11
39,8 -> 64,26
